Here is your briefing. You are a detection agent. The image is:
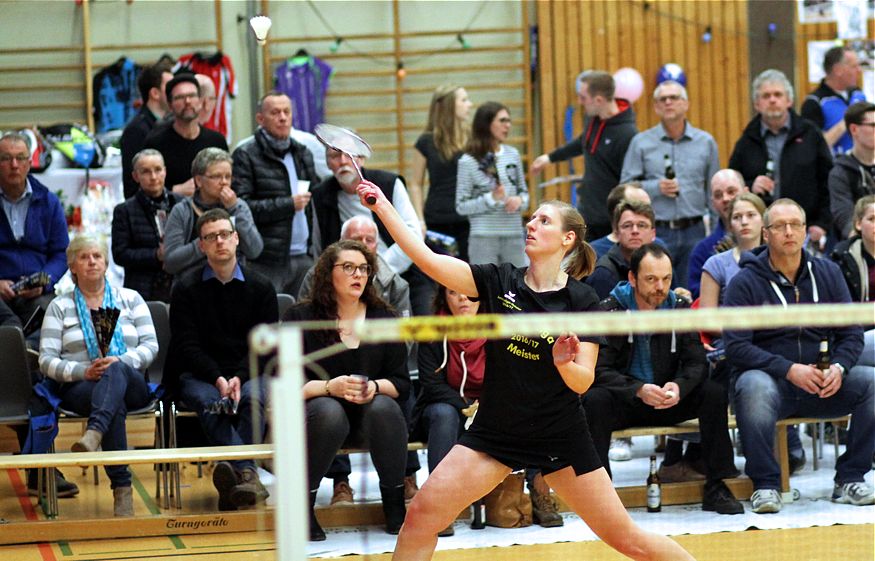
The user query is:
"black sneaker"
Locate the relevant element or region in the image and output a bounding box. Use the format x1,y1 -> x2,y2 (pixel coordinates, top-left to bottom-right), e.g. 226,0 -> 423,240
702,480 -> 744,515
789,450 -> 806,475
212,461 -> 239,511
27,469 -> 79,498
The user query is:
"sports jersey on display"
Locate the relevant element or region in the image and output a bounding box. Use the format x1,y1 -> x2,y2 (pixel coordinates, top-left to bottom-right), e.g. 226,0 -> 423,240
93,57 -> 142,133
274,55 -> 333,134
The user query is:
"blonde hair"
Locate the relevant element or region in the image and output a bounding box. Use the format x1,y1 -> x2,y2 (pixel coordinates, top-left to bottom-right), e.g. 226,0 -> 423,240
425,84 -> 469,161
541,200 -> 597,280
66,235 -> 108,283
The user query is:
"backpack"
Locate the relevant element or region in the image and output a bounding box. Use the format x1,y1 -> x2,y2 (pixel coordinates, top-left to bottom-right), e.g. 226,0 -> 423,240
39,123 -> 105,168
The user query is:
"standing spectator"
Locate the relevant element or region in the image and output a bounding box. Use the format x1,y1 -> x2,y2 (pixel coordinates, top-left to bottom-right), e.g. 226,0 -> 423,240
687,169 -> 747,298
831,195 -> 875,366
120,61 -> 173,199
829,101 -> 875,239
455,102 -> 528,267
232,92 -> 319,295
530,71 -> 638,240
163,148 -> 262,280
409,84 -> 473,261
111,149 -> 182,302
0,133 -> 69,324
620,80 -> 720,285
728,69 -> 833,251
144,74 -> 228,197
724,198 -> 874,513
801,46 -> 866,155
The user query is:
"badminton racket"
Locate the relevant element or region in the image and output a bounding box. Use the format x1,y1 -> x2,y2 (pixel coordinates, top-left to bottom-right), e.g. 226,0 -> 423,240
314,124 -> 376,204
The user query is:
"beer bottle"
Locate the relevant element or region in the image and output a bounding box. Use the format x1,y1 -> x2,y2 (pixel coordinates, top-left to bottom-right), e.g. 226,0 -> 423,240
647,455 -> 662,512
816,339 -> 830,375
664,154 -> 676,180
765,159 -> 775,179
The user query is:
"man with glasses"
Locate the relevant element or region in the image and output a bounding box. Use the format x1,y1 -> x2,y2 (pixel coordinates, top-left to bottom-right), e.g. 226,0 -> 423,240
167,207 -> 277,511
0,132 -> 69,324
144,73 -> 228,197
724,198 -> 874,513
829,101 -> 875,239
620,80 -> 720,286
729,69 -> 833,253
802,46 -> 867,156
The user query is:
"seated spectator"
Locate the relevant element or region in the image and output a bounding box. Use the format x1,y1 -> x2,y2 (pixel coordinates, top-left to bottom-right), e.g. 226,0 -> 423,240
284,240 -> 410,541
829,101 -> 875,240
688,169 -> 747,298
167,208 -> 277,511
163,147 -> 262,280
589,182 -> 652,258
724,198 -> 874,513
39,235 -> 158,517
112,149 -> 182,302
0,132 -> 69,325
586,199 -> 656,300
582,243 -> 743,514
831,195 -> 875,366
410,283 -> 484,536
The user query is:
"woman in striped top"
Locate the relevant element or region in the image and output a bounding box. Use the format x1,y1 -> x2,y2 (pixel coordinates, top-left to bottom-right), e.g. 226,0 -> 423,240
39,235 -> 158,517
455,102 -> 529,266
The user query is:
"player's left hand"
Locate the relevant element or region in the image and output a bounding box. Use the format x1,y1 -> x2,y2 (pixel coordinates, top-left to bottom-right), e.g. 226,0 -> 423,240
552,333 -> 580,367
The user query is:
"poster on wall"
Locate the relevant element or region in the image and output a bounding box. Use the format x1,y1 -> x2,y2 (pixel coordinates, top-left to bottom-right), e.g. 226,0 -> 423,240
807,40 -> 837,83
798,0 -> 836,23
847,39 -> 874,99
836,0 -> 869,38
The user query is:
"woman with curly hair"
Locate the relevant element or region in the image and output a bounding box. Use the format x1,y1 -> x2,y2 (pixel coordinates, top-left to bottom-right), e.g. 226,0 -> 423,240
283,239 -> 410,541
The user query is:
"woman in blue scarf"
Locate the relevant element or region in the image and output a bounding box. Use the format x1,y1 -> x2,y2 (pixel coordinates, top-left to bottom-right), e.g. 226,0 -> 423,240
39,235 -> 158,516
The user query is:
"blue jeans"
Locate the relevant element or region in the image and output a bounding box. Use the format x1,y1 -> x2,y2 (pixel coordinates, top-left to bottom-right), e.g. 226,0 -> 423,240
656,221 -> 705,289
734,366 -> 875,490
422,402 -> 464,473
179,374 -> 268,472
59,361 -> 150,488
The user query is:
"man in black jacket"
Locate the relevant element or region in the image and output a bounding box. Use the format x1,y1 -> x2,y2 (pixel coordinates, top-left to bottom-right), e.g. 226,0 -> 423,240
829,101 -> 875,239
729,69 -> 833,251
167,208 -> 278,511
111,149 -> 181,302
581,243 -> 742,514
232,92 -> 319,294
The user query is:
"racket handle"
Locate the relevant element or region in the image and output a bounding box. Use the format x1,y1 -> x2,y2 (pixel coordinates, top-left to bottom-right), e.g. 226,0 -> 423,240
365,195 -> 377,205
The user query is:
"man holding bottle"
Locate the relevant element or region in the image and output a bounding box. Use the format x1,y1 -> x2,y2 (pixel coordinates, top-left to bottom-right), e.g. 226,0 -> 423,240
620,80 -> 720,284
724,198 -> 874,514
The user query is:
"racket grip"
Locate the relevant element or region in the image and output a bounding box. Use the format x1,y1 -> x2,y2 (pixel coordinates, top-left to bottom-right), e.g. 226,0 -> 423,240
365,195 -> 377,205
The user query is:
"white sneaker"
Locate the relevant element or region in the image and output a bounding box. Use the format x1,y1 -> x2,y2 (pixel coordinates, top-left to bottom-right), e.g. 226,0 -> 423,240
832,482 -> 875,506
608,438 -> 632,461
751,488 -> 783,513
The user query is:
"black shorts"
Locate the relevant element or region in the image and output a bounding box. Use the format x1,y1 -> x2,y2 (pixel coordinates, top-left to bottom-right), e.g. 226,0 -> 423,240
459,421 -> 603,477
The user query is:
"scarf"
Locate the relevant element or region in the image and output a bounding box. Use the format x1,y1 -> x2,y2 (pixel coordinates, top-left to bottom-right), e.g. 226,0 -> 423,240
258,126 -> 291,156
74,278 -> 127,360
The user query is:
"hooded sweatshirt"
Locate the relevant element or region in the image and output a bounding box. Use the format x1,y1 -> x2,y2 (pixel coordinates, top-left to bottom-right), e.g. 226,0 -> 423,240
723,246 -> 864,379
548,100 -> 638,230
593,281 -> 706,402
828,153 -> 875,239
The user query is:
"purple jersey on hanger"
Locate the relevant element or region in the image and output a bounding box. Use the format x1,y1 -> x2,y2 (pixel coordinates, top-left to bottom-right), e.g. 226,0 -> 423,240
274,56 -> 333,134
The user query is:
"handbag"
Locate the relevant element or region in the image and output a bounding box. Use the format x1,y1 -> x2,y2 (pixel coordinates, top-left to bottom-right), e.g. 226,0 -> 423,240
483,471 -> 532,528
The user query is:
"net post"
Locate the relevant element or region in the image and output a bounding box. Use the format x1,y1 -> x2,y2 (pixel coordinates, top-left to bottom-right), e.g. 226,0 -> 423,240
274,324 -> 308,561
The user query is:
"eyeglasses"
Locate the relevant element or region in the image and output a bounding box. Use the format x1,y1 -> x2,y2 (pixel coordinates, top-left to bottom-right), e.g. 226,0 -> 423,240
201,230 -> 235,243
656,94 -> 683,103
203,173 -> 232,182
765,221 -> 805,232
0,154 -> 29,164
171,93 -> 199,102
619,221 -> 652,231
334,262 -> 371,276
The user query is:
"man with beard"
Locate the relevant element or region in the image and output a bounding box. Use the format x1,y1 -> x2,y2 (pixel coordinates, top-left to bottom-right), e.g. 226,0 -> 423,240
144,74 -> 228,197
582,243 -> 743,514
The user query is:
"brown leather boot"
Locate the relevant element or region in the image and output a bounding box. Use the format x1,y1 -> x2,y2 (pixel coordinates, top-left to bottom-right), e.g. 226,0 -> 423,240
71,429 -> 103,453
231,467 -> 269,508
113,486 -> 134,517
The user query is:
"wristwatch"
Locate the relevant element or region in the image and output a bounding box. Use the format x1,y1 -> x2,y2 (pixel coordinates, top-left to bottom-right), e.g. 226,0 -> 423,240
832,363 -> 846,377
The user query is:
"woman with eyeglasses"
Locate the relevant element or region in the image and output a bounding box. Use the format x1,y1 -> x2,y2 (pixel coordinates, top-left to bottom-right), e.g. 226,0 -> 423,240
409,84 -> 473,261
455,101 -> 529,266
163,147 -> 262,279
283,239 -> 410,541
39,235 -> 158,517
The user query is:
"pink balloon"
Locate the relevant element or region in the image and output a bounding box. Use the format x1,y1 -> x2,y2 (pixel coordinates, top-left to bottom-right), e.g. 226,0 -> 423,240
613,67 -> 644,103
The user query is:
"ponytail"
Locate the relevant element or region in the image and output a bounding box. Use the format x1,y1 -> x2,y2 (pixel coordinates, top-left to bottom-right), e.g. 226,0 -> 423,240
565,237 -> 597,280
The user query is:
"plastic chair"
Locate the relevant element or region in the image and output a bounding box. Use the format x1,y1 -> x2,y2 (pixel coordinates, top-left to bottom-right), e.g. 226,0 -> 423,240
276,293 -> 295,318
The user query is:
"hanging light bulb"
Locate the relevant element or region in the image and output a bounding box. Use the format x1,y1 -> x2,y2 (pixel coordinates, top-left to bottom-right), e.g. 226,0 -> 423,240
249,15 -> 272,46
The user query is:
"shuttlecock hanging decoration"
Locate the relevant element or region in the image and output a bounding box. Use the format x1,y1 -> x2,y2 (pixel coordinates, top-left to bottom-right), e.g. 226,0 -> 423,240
250,15 -> 272,45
